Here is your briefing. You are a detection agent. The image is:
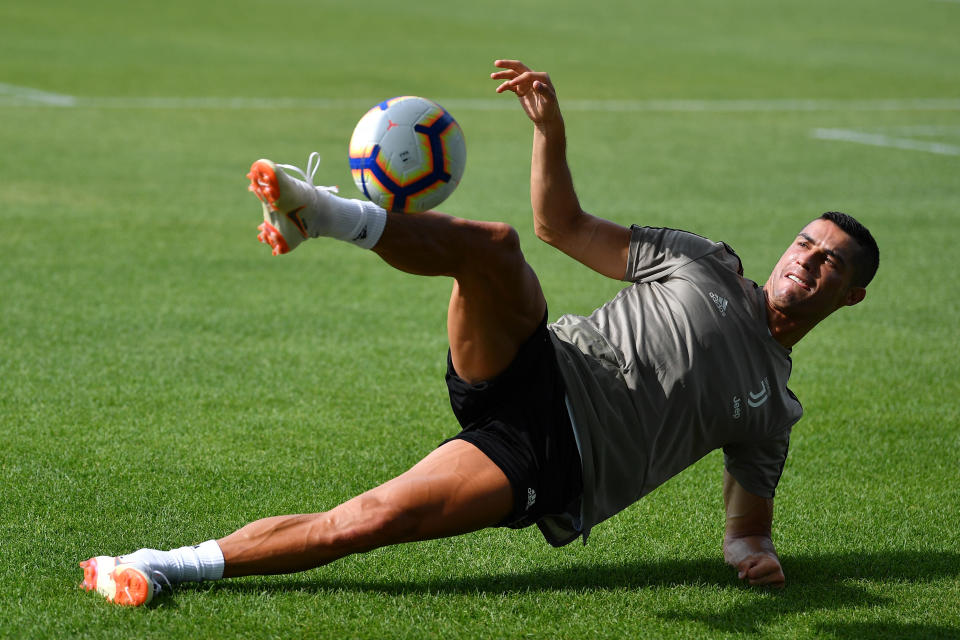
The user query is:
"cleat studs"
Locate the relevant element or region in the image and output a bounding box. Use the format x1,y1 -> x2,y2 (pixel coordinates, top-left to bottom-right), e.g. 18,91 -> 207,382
79,559 -> 95,590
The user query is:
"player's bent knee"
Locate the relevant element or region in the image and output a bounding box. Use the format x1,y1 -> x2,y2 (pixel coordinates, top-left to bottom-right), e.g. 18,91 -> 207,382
485,221 -> 522,256
453,219 -> 518,253
459,221 -> 525,275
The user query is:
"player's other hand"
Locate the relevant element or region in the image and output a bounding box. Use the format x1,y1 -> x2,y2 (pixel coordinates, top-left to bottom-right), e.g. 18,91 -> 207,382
724,535 -> 786,588
491,60 -> 561,126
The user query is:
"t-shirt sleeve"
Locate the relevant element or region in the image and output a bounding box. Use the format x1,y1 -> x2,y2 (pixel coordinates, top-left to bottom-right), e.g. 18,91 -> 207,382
722,428 -> 791,499
625,226 -> 742,283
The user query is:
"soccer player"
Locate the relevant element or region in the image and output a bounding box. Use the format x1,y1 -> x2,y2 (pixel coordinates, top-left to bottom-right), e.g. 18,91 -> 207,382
80,60 -> 879,605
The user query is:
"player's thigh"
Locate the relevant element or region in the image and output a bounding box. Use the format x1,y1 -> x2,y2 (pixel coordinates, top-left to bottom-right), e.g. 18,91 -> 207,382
446,223 -> 547,383
375,439 -> 513,541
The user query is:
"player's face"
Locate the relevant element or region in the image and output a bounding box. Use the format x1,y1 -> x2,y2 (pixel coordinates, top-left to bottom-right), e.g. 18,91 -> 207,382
764,219 -> 865,321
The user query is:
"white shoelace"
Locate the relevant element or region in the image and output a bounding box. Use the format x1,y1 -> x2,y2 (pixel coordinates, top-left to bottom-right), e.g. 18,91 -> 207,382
277,152 -> 339,194
143,569 -> 172,602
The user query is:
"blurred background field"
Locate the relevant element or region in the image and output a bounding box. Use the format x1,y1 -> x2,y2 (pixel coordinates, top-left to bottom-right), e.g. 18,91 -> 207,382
1,0 -> 958,638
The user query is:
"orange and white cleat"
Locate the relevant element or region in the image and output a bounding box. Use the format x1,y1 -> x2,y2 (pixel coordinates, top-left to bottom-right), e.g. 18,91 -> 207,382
79,556 -> 163,606
246,152 -> 338,256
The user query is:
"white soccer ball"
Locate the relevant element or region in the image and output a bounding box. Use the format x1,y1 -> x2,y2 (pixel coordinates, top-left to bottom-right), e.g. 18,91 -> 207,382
348,96 -> 466,213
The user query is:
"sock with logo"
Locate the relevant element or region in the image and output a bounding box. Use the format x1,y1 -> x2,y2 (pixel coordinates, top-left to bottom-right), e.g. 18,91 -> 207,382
308,193 -> 387,250
119,540 -> 224,584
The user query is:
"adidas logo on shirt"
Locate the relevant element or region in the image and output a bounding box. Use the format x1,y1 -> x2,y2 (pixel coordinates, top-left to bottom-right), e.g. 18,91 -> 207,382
709,291 -> 728,317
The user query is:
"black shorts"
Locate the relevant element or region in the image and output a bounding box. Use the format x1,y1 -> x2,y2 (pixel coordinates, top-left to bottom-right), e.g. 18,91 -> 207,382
443,315 -> 583,529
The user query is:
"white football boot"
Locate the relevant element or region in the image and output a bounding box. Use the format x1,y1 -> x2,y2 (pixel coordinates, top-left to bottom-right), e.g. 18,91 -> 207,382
79,556 -> 168,606
246,152 -> 339,255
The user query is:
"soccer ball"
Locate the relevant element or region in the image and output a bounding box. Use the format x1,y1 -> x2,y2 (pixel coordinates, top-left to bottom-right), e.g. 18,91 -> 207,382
348,96 -> 466,213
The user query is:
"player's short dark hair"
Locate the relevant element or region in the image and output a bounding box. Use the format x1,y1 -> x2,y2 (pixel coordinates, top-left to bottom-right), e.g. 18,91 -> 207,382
819,211 -> 879,288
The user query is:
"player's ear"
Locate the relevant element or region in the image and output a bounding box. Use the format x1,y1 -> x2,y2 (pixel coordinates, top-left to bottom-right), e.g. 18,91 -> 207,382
843,286 -> 866,307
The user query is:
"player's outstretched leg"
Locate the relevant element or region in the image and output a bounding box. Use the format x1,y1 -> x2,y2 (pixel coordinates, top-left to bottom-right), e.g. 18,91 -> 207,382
247,152 -> 387,255
78,441 -> 509,604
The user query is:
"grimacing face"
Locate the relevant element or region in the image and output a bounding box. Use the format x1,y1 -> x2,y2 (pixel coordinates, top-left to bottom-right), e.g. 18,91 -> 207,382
764,218 -> 866,322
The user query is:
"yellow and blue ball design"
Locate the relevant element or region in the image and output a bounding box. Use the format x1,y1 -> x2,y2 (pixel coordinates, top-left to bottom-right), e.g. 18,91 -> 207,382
349,96 -> 466,213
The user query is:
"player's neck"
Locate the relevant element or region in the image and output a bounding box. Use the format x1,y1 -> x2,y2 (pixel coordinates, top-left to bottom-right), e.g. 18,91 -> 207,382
763,292 -> 813,350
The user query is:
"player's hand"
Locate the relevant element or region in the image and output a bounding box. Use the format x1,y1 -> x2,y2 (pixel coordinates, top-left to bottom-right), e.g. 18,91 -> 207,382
724,536 -> 786,588
491,59 -> 561,126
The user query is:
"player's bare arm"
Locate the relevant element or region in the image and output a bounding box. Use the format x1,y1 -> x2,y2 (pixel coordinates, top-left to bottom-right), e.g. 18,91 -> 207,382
722,470 -> 786,588
493,59 -> 630,280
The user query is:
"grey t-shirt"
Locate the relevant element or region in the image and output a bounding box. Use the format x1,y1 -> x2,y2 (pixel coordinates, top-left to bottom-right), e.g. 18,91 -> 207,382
539,226 -> 803,546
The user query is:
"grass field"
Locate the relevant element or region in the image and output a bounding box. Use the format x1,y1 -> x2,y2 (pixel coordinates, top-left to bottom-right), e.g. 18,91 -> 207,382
2,0 -> 959,637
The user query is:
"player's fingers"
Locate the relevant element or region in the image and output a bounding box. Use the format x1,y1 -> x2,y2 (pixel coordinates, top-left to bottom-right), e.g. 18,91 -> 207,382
502,71 -> 552,93
736,557 -> 760,580
519,70 -> 551,84
745,559 -> 785,587
494,70 -> 540,95
749,573 -> 786,588
493,59 -> 531,73
494,79 -> 524,94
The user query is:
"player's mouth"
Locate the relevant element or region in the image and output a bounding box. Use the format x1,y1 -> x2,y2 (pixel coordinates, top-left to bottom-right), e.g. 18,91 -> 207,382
785,273 -> 811,291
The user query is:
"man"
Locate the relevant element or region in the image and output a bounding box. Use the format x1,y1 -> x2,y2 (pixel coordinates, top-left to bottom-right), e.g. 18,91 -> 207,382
79,60 -> 879,606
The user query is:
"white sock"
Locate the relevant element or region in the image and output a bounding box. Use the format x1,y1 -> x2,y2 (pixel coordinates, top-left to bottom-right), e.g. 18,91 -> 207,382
309,193 -> 387,250
120,540 -> 224,584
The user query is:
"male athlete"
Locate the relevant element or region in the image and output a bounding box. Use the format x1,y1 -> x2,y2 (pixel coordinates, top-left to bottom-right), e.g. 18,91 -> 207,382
79,60 -> 879,605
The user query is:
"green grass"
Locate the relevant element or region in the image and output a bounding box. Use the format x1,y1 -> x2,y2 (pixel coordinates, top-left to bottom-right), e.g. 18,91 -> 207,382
2,0 -> 959,637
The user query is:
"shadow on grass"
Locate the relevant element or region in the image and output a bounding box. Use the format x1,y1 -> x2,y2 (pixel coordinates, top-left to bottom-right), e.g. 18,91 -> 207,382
206,549 -> 960,637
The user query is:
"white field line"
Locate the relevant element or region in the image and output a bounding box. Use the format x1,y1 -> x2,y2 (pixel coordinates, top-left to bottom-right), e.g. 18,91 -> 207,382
812,128 -> 960,156
882,125 -> 960,135
0,82 -> 76,106
0,85 -> 959,113
560,98 -> 960,113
